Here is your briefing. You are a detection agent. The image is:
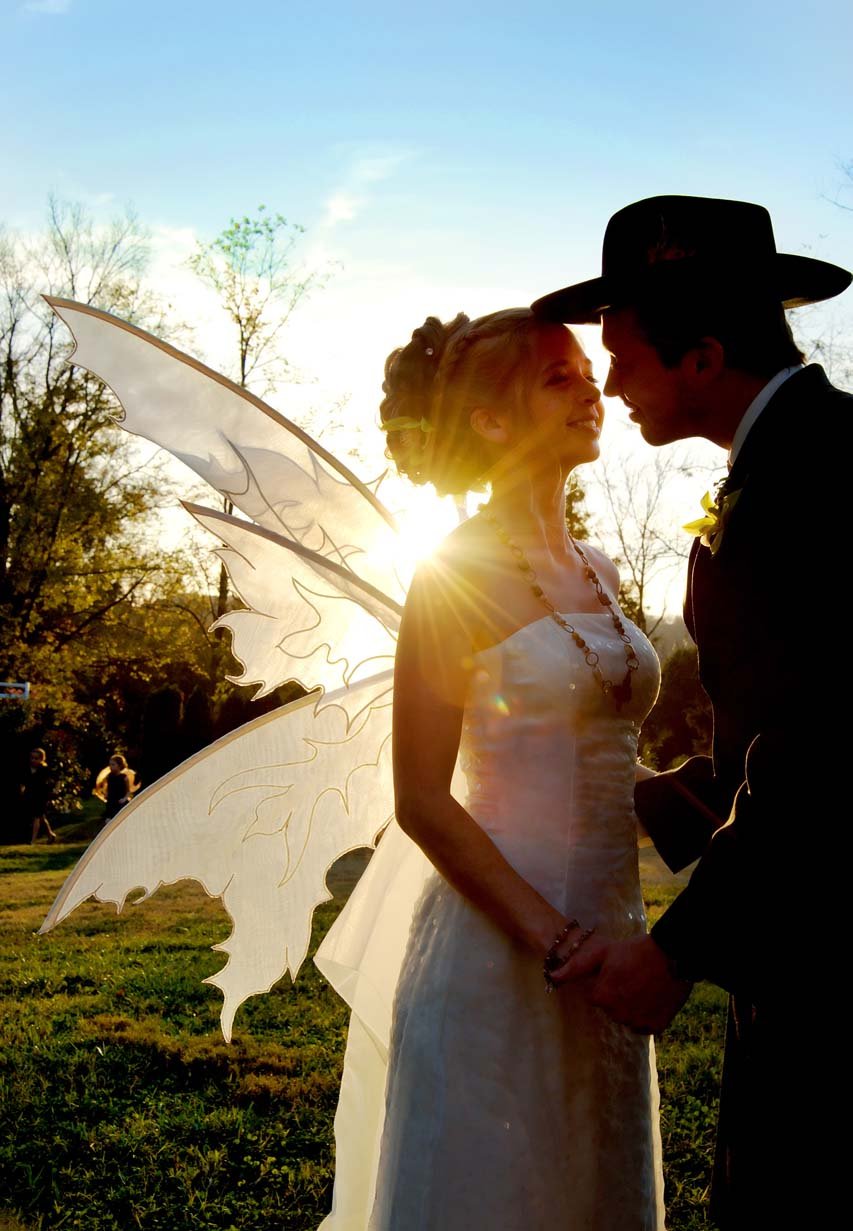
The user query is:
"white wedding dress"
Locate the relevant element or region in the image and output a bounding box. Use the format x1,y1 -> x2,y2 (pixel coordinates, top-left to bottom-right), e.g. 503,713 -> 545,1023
318,611 -> 666,1231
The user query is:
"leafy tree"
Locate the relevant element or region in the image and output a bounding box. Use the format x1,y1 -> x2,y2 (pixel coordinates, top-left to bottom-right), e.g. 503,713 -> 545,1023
181,685 -> 215,760
565,475 -> 592,541
0,198 -> 177,696
0,199 -> 225,807
211,680 -> 304,742
69,581 -> 226,771
188,205 -> 331,395
639,643 -> 712,770
140,685 -> 183,788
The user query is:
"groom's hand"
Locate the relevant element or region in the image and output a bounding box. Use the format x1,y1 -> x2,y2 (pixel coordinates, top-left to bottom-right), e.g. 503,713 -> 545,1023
565,935 -> 692,1033
546,932 -> 609,988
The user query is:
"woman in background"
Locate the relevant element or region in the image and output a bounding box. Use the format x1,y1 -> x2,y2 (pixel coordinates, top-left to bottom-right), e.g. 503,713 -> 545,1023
93,754 -> 139,823
22,747 -> 58,844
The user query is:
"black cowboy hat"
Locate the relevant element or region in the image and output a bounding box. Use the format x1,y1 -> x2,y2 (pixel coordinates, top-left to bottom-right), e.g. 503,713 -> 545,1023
531,195 -> 852,324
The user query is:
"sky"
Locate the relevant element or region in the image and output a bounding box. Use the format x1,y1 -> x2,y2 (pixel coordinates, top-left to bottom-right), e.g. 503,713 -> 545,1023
3,0 -> 852,610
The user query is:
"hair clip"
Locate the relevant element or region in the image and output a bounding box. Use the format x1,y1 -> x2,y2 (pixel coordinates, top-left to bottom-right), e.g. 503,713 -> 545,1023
380,416 -> 434,434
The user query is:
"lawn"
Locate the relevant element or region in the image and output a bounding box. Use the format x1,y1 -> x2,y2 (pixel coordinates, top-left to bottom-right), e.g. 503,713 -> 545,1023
0,840 -> 726,1230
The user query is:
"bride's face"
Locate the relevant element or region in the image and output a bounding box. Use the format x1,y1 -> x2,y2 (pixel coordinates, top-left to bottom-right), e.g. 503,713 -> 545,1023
520,325 -> 604,466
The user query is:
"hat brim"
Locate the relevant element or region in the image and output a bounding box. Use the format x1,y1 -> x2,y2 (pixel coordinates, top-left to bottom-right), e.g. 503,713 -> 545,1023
531,253 -> 852,325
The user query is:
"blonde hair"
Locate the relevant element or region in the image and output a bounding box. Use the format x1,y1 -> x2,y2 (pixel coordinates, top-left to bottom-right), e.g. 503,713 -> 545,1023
380,308 -> 558,495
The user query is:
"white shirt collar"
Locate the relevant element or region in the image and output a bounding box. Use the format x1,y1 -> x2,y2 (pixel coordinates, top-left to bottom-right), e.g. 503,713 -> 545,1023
729,365 -> 802,467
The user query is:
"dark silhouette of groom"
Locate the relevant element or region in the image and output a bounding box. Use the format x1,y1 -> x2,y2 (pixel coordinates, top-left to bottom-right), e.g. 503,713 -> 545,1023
533,195 -> 851,1228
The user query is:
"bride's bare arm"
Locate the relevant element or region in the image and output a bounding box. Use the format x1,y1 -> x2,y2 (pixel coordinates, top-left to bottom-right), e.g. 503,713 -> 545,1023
392,560 -> 567,956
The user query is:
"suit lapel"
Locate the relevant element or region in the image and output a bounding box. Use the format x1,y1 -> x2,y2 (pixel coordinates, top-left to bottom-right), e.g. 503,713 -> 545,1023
683,537 -> 702,640
688,365 -> 828,617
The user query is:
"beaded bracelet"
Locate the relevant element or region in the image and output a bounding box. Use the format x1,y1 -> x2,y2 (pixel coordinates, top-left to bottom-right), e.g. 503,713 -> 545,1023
544,919 -> 579,963
543,921 -> 597,993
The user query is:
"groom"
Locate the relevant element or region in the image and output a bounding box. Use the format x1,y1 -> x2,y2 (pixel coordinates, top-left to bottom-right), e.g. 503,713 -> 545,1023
532,195 -> 851,1227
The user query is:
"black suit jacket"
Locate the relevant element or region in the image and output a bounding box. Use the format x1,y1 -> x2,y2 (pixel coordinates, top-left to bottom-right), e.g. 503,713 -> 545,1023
635,365 -> 850,1001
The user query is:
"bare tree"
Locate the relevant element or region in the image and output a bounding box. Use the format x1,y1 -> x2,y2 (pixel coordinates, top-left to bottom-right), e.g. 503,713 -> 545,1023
802,315 -> 853,387
825,158 -> 853,214
593,448 -> 700,638
188,206 -> 334,620
804,159 -> 853,384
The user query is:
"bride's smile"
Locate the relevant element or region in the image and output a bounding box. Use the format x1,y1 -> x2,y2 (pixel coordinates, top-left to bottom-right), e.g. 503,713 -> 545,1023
514,325 -> 604,467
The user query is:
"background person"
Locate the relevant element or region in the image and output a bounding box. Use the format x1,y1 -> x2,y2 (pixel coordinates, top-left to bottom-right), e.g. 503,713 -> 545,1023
93,754 -> 139,823
21,748 -> 58,844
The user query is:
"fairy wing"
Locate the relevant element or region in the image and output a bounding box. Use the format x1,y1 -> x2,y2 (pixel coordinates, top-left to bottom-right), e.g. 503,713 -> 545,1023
41,672 -> 395,1041
39,299 -> 415,1036
44,296 -> 406,605
185,504 -> 401,699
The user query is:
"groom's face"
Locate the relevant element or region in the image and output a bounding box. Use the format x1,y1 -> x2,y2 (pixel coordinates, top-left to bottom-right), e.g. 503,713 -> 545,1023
601,307 -> 695,445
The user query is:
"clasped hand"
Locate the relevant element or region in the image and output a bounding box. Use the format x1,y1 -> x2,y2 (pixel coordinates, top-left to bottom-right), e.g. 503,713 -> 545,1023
547,933 -> 692,1034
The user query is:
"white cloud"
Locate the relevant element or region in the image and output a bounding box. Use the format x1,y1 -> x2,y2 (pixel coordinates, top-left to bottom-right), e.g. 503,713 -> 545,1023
317,147 -> 412,234
349,154 -> 408,186
321,193 -> 360,227
22,0 -> 72,14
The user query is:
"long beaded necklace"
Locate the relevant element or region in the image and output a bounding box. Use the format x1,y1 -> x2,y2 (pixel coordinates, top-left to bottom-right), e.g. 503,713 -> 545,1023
480,505 -> 641,710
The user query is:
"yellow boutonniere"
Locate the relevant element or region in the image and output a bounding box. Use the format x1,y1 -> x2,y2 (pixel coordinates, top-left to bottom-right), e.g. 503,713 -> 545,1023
683,488 -> 741,555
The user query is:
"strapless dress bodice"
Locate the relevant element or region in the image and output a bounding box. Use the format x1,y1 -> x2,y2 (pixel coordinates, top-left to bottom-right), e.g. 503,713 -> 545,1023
458,612 -> 661,929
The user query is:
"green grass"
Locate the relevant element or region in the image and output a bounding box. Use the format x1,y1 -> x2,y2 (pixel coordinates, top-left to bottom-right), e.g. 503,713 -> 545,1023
644,884 -> 725,1228
0,845 -> 725,1230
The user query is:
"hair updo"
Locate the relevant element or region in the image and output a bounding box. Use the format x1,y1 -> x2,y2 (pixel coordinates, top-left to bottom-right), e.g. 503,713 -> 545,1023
379,307 -> 553,496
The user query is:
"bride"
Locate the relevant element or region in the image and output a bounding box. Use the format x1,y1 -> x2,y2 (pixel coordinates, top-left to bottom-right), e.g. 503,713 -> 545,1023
333,307 -> 666,1229
39,297 -> 666,1230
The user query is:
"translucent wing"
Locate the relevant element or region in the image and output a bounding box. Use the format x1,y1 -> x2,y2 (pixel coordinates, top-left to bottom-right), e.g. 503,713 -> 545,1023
185,503 -> 401,699
45,296 -> 406,611
39,300 -> 414,1036
41,672 -> 395,1040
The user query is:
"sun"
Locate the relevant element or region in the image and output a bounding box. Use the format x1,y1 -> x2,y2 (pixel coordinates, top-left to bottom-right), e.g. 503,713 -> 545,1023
386,487 -> 464,587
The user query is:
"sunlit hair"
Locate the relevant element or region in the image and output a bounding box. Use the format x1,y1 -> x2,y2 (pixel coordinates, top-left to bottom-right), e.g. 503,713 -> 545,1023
380,308 -> 559,496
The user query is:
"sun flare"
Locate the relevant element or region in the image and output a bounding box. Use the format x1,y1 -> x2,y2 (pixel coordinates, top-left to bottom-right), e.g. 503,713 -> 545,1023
382,486 -> 465,589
